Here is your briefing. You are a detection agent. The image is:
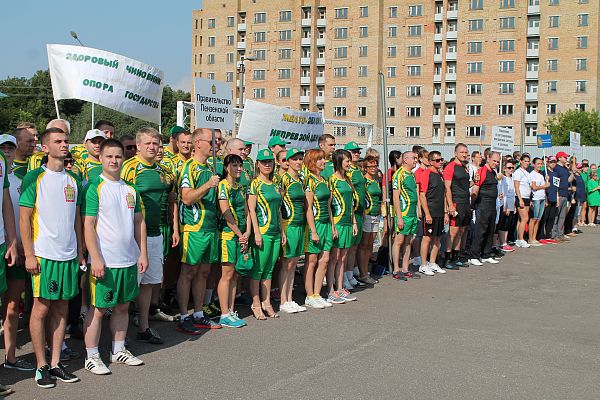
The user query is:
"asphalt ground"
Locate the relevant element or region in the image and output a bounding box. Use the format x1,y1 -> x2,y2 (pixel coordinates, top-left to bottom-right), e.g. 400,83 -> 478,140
2,228 -> 599,400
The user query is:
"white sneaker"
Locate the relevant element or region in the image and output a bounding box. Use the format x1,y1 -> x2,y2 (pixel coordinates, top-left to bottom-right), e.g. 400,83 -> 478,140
418,263 -> 435,276
482,257 -> 500,264
290,301 -> 307,312
469,258 -> 483,266
280,302 -> 298,314
110,349 -> 144,366
316,296 -> 333,308
85,353 -> 111,375
515,240 -> 530,248
429,263 -> 446,274
304,296 -> 325,309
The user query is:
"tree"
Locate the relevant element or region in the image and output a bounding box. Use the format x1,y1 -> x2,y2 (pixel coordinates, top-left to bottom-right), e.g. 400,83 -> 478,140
545,109 -> 600,146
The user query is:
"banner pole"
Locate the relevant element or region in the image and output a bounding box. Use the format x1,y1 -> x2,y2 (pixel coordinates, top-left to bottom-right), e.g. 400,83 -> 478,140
379,71 -> 393,274
211,128 -> 217,174
543,149 -> 547,174
54,100 -> 61,119
91,103 -> 95,129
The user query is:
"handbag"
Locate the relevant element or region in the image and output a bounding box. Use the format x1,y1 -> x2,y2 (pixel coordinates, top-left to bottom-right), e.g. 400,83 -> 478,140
235,247 -> 254,276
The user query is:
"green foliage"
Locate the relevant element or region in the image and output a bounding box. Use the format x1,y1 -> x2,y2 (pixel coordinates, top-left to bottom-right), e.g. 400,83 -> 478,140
545,109 -> 600,146
0,70 -> 190,143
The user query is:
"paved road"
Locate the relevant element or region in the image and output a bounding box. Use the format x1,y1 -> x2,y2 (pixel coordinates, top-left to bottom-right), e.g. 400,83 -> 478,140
3,229 -> 600,400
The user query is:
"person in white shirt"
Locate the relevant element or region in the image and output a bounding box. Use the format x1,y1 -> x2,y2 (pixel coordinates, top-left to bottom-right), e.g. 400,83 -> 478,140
496,160 -> 517,251
513,155 -> 532,248
529,157 -> 550,246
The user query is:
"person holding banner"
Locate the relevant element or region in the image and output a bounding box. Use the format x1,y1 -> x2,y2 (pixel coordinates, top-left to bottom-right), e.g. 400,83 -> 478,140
529,158 -> 550,246
513,155 -> 532,248
302,149 -> 334,309
248,149 -> 285,319
344,142 -> 366,290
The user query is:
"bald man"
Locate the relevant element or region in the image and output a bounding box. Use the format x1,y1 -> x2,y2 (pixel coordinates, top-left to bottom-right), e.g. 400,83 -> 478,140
27,120 -> 72,172
226,139 -> 251,189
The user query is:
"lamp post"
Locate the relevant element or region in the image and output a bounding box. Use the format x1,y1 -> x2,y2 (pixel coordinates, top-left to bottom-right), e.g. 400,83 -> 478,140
237,55 -> 256,109
70,30 -> 95,129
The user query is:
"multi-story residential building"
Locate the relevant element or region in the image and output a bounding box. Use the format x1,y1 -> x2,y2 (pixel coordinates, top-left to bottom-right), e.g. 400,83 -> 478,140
192,0 -> 599,145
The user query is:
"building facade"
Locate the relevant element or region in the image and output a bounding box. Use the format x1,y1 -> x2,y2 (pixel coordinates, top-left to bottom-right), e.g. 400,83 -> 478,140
192,0 -> 599,145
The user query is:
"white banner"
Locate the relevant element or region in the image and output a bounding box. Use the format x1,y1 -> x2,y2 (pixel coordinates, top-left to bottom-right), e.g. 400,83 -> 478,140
194,78 -> 233,131
491,126 -> 514,154
237,100 -> 324,149
570,131 -> 581,157
47,44 -> 164,124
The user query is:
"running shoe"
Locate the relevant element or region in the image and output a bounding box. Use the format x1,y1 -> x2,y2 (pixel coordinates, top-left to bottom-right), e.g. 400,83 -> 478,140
429,263 -> 446,274
316,296 -> 333,308
339,289 -> 357,302
85,353 -> 111,375
469,258 -> 483,266
111,349 -> 144,366
219,313 -> 246,328
202,305 -> 219,320
392,271 -> 408,281
357,275 -> 378,285
501,244 -> 515,252
192,315 -> 222,329
404,271 -> 421,279
546,238 -> 558,243
49,363 -> 79,383
528,241 -> 543,247
444,261 -> 459,270
304,296 -> 325,309
177,317 -> 204,335
3,357 -> 35,371
349,276 -> 362,287
35,365 -> 56,389
482,257 -> 500,264
290,301 -> 307,312
52,346 -> 80,361
326,291 -> 346,304
137,327 -> 164,344
538,239 -> 550,245
279,302 -> 299,314
229,311 -> 247,326
419,264 -> 435,276
149,308 -> 176,322
208,302 -> 221,316
515,240 -> 530,248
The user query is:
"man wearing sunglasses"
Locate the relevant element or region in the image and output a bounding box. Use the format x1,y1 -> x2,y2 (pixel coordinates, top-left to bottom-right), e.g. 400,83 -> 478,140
120,134 -> 137,160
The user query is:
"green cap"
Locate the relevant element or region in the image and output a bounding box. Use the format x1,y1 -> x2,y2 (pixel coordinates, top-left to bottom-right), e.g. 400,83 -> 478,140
285,148 -> 304,160
268,136 -> 291,147
256,148 -> 275,161
243,140 -> 254,146
344,141 -> 362,151
168,125 -> 187,138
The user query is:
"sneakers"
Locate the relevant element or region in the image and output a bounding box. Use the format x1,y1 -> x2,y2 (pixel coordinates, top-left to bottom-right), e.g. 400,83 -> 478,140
539,239 -> 552,245
111,349 -> 144,366
290,301 -> 307,312
482,257 -> 500,264
202,304 -> 219,320
177,316 -> 204,335
469,258 -> 483,266
279,302 -> 299,314
304,296 -> 325,309
326,291 -> 346,304
137,327 -> 164,344
192,315 -> 222,329
45,346 -> 80,362
515,239 -> 530,248
429,263 -> 446,274
149,308 -> 176,322
35,365 -> 56,388
419,264 -> 435,276
49,363 -> 79,383
392,271 -> 408,281
501,244 -> 515,252
339,289 -> 357,302
348,276 -> 361,287
315,296 -> 333,308
357,274 -> 378,285
85,353 -> 111,375
219,313 -> 246,328
528,241 -> 543,247
3,357 -> 35,371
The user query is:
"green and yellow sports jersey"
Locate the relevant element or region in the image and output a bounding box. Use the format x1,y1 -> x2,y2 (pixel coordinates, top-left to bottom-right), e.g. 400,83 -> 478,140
208,156 -> 224,180
218,179 -> 246,233
170,154 -> 188,183
70,144 -> 88,161
329,174 -> 355,226
77,158 -> 102,183
249,178 -> 281,235
12,158 -> 29,180
305,172 -> 330,223
279,172 -> 305,227
179,158 -> 218,232
243,157 -> 254,180
163,145 -> 177,162
27,151 -> 45,172
348,165 -> 366,212
121,155 -> 173,237
392,167 -> 418,217
365,176 -> 383,216
321,160 -> 334,179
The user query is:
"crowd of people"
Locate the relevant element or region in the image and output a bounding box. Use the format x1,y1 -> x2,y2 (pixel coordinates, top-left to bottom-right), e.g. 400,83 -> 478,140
0,119 -> 597,395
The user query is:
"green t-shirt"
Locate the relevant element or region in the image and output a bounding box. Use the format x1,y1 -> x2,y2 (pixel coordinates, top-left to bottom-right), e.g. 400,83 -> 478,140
208,156 -> 224,180
329,174 -> 354,226
348,165 -> 366,212
218,179 -> 246,233
12,158 -> 29,180
243,157 -> 254,180
392,167 -> 418,217
121,156 -> 173,237
581,171 -> 589,189
321,160 -> 334,179
78,158 -> 103,183
179,158 -> 218,233
305,172 -> 330,223
279,172 -> 306,226
365,176 -> 383,216
249,178 -> 281,235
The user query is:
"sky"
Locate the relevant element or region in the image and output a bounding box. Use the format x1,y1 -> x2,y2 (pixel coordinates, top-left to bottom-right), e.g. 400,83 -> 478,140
0,0 -> 201,91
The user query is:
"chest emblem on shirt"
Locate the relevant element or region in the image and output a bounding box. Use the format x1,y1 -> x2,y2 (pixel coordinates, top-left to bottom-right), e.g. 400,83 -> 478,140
126,192 -> 135,209
474,173 -> 481,184
64,184 -> 76,202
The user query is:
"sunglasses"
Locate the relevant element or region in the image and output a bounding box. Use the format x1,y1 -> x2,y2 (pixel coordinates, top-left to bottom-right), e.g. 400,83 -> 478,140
125,145 -> 136,150
432,158 -> 443,162
64,159 -> 75,166
506,166 -> 514,169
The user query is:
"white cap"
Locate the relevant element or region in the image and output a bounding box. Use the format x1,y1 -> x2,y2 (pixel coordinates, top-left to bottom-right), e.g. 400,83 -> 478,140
0,134 -> 17,147
84,129 -> 107,142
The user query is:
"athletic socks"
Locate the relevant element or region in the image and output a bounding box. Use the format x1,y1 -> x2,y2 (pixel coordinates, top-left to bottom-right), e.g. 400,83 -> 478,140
86,347 -> 99,358
112,340 -> 125,354
192,310 -> 204,319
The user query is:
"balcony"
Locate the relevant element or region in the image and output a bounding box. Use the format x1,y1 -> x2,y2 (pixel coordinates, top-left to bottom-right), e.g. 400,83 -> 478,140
432,134 -> 441,144
526,91 -> 538,101
434,13 -> 443,22
525,113 -> 538,123
445,93 -> 456,102
300,57 -> 311,66
316,95 -> 325,104
316,18 -> 326,27
528,5 -> 540,14
445,52 -> 457,61
237,42 -> 246,50
527,48 -> 539,58
433,74 -> 442,82
445,73 -> 456,81
524,135 -> 537,145
447,10 -> 458,19
445,115 -> 456,123
433,114 -> 441,123
301,37 -> 311,46
446,30 -> 458,40
434,33 -> 443,41
433,94 -> 441,103
315,76 -> 325,85
300,76 -> 311,85
527,26 -> 540,36
316,58 -> 325,66
237,23 -> 246,31
316,38 -> 326,47
445,135 -> 456,144
301,18 -> 312,27
299,96 -> 310,104
434,53 -> 442,62
526,70 -> 539,79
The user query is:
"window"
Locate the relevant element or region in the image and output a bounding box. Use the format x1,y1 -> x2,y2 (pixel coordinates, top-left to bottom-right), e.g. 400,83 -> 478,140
500,17 -> 515,29
386,86 -> 396,97
278,69 -> 291,79
576,81 -> 587,93
578,14 -> 589,26
254,32 -> 266,42
526,104 -> 538,115
466,127 -> 482,137
446,105 -> 456,116
226,72 -> 233,82
358,107 -> 367,117
277,48 -> 290,60
546,104 -> 557,115
549,16 -> 559,28
499,0 -> 515,8
388,26 -> 398,37
549,0 -> 559,4
388,46 -> 397,57
469,19 -> 484,31
467,83 -> 483,95
280,10 -> 292,22
527,82 -> 538,94
359,26 -> 368,38
335,27 -> 348,39
208,36 -> 216,47
470,0 -> 484,10
575,103 -> 586,112
334,47 -> 348,59
358,66 -> 368,77
407,46 -> 422,58
498,104 -> 514,116
498,83 -> 514,94
406,127 -> 421,137
206,73 -> 215,80
387,6 -> 397,17
333,107 -> 347,117
499,40 -> 515,52
333,126 -> 347,137
358,87 -> 368,97
407,86 -> 421,97
408,25 -> 422,36
253,88 -> 265,99
253,69 -> 266,80
408,5 -> 423,17
356,45 -> 367,57
227,35 -> 234,45
576,58 -> 587,71
499,60 -> 515,72
547,59 -> 558,71
208,18 -> 216,28
276,87 -> 289,98
207,54 -> 215,64
578,0 -> 588,3
577,36 -> 588,49
528,60 -> 539,72
360,6 -> 369,17
387,107 -> 396,117
547,81 -> 557,93
466,105 -> 482,116
333,87 -> 347,98
279,30 -> 292,41
468,41 -> 483,53
334,67 -> 348,77
467,62 -> 483,73
227,16 -> 235,27
254,49 -> 266,60
226,53 -> 234,64
407,107 -> 421,117
548,37 -> 559,50
446,125 -> 456,137
254,12 -> 266,23
335,8 -> 348,19
387,127 -> 396,137
407,66 -> 421,76
387,67 -> 397,77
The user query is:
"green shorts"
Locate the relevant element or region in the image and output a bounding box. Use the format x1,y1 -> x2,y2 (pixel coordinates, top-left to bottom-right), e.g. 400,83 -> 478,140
305,221 -> 332,254
0,243 -> 6,294
32,257 -> 79,300
395,215 -> 419,236
89,265 -> 139,308
160,225 -> 173,258
220,231 -> 240,264
333,224 -> 354,249
6,264 -> 27,281
352,213 -> 365,246
283,224 -> 305,258
181,231 -> 219,265
250,234 -> 280,281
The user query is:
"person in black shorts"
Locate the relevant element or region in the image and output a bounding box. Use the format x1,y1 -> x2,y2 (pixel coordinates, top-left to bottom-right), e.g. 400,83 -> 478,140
442,143 -> 471,269
418,151 -> 448,275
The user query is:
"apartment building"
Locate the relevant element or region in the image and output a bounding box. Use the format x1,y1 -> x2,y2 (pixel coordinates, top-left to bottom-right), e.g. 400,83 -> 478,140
192,0 -> 599,145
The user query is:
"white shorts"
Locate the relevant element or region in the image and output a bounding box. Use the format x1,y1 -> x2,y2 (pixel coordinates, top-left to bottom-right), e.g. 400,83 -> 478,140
138,234 -> 163,285
362,215 -> 380,233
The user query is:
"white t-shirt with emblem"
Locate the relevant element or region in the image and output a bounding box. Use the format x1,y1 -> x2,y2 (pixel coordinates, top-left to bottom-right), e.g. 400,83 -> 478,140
7,171 -> 21,241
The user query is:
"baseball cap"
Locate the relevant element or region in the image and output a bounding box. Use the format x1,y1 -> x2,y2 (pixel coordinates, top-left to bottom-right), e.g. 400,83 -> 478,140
84,129 -> 107,142
285,148 -> 304,160
168,125 -> 186,138
548,156 -> 557,162
0,134 -> 17,147
576,163 -> 583,169
556,151 -> 569,159
268,136 -> 290,147
256,148 -> 275,161
243,140 -> 254,146
344,141 -> 362,151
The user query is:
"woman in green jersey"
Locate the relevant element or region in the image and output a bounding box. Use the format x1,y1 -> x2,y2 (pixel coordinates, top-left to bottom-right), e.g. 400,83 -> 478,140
217,154 -> 250,328
278,148 -> 307,314
302,149 -> 334,309
248,149 -> 286,319
327,150 -> 358,304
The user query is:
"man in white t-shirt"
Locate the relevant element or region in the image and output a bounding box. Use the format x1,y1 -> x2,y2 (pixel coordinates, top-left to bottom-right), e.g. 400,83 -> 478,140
529,157 -> 550,245
513,154 -> 532,248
